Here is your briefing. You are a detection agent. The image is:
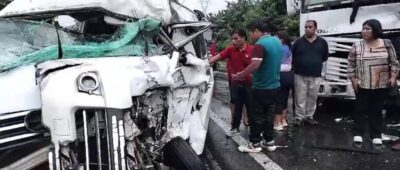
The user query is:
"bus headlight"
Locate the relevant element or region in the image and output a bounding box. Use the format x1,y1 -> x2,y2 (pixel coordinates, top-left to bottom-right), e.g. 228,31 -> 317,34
77,72 -> 101,95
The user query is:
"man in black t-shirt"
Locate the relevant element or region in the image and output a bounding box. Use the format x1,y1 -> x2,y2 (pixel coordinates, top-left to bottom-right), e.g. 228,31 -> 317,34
292,20 -> 329,126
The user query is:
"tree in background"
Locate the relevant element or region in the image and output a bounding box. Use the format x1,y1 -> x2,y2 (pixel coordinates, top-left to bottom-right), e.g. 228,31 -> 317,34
209,0 -> 299,51
0,0 -> 12,9
199,0 -> 210,14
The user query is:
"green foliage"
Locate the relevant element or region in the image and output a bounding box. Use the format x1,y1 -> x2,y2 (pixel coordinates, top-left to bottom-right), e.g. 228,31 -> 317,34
0,0 -> 12,9
209,0 -> 299,50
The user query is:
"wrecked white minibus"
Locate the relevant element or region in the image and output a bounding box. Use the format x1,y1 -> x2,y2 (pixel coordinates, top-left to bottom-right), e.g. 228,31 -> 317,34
0,0 -> 213,169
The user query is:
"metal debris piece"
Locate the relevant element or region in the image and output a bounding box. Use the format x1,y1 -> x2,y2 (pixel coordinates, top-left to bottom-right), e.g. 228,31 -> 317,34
387,123 -> 400,128
334,117 -> 354,123
381,133 -> 399,141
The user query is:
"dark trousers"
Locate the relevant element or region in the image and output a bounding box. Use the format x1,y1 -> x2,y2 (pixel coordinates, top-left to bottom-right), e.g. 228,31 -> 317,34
249,88 -> 279,143
354,88 -> 388,138
230,83 -> 251,129
275,71 -> 294,114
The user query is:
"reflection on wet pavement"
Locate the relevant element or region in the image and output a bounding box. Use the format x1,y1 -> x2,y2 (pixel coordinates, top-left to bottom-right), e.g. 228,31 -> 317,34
265,107 -> 400,170
212,72 -> 400,170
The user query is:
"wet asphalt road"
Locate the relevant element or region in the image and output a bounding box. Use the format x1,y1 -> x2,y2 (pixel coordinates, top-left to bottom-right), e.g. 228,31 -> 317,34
0,141 -> 218,170
210,71 -> 400,170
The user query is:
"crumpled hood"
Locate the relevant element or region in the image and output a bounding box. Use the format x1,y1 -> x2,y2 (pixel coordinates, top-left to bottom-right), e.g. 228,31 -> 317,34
0,55 -> 175,113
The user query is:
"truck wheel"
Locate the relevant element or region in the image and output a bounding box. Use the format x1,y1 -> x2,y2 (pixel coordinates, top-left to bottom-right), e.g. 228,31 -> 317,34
163,137 -> 206,170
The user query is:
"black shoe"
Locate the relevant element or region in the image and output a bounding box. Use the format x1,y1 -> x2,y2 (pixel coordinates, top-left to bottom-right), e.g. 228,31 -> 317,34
260,139 -> 277,151
293,119 -> 304,126
304,118 -> 319,125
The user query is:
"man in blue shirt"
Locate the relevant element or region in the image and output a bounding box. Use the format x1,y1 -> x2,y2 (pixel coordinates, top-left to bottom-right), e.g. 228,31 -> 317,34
233,18 -> 281,151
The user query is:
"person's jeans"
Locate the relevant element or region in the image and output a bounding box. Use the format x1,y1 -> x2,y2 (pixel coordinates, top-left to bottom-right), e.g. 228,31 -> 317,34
294,74 -> 322,120
248,88 -> 279,143
229,83 -> 251,129
354,88 -> 388,138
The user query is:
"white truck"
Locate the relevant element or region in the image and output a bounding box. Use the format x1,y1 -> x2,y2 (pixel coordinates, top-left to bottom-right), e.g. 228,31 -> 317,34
0,0 -> 213,169
285,0 -> 400,100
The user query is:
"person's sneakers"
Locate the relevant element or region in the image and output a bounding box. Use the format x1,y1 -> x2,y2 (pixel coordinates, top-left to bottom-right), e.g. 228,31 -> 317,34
391,141 -> 400,151
353,136 -> 363,143
353,136 -> 363,148
226,128 -> 240,137
249,142 -> 261,149
274,123 -> 284,131
247,141 -> 262,152
304,118 -> 319,125
260,139 -> 277,151
282,119 -> 288,127
371,138 -> 383,145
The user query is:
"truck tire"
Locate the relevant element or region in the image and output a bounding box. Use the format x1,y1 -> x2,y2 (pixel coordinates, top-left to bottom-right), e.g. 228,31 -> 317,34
163,137 -> 206,170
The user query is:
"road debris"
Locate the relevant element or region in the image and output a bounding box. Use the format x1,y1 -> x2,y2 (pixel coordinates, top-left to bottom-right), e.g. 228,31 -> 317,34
387,123 -> 400,128
238,145 -> 262,153
334,117 -> 354,123
304,144 -> 380,155
381,133 -> 399,141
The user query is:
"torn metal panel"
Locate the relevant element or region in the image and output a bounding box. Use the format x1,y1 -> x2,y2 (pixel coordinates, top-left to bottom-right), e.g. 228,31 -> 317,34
167,88 -> 194,140
171,28 -> 197,56
37,56 -> 172,146
0,0 -> 173,24
170,22 -> 213,29
170,1 -> 198,23
181,55 -> 211,84
173,24 -> 212,49
166,61 -> 214,154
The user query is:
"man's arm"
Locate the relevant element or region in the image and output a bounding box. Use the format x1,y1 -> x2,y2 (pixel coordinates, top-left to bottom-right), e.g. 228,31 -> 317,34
209,48 -> 230,64
322,38 -> 329,62
291,39 -> 299,71
348,44 -> 359,92
209,53 -> 223,64
233,45 -> 264,80
387,40 -> 399,84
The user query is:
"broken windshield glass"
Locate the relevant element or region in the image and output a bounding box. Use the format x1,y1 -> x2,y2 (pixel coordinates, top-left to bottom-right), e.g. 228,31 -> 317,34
0,18 -> 162,72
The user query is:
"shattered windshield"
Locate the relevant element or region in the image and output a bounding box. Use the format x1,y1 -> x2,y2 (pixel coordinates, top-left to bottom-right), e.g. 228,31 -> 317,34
0,18 -> 162,72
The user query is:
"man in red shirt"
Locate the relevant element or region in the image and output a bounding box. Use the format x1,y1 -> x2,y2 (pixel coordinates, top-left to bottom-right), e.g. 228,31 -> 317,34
210,29 -> 253,136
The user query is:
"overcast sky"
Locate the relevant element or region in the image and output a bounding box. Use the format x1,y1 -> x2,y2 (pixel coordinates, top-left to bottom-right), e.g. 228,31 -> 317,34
180,0 -> 237,14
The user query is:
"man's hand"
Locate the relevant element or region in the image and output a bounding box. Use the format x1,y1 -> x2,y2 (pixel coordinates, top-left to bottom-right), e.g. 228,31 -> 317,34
232,72 -> 245,81
389,77 -> 397,86
351,78 -> 359,93
209,54 -> 222,65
